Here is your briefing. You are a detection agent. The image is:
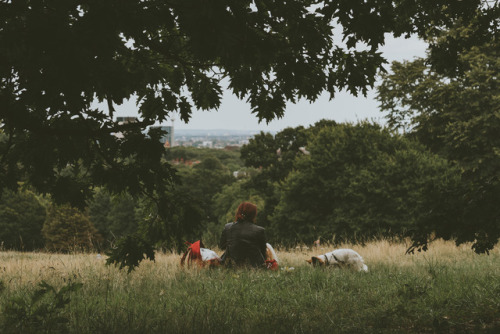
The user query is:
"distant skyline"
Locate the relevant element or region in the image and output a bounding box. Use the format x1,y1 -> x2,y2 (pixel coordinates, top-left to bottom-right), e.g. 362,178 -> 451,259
110,35 -> 427,133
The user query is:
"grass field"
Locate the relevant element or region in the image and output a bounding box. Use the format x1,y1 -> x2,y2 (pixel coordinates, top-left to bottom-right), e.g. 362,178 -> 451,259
1,239 -> 499,333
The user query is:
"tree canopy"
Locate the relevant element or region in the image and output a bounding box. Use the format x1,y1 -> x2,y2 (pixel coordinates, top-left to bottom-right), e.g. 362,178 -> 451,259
42,203 -> 101,252
88,188 -> 140,248
377,23 -> 500,253
0,188 -> 47,250
1,1 -> 495,205
269,122 -> 460,246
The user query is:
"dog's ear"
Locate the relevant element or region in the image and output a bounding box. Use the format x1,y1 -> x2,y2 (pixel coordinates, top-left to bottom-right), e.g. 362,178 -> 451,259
306,259 -> 313,264
311,256 -> 324,266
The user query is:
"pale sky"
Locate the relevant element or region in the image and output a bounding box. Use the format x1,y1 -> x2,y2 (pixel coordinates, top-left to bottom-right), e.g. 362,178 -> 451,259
112,35 -> 427,132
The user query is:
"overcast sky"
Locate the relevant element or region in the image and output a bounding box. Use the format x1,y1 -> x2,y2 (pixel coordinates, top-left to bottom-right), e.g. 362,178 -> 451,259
112,35 -> 427,132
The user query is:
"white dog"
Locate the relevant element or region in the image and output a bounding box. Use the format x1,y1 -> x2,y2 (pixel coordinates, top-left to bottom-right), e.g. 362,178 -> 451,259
306,248 -> 368,272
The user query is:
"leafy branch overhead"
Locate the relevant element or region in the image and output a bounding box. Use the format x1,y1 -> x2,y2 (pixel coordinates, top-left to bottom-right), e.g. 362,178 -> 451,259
1,0 -> 495,207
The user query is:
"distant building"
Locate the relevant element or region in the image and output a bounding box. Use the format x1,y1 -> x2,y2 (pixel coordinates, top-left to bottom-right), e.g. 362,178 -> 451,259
116,116 -> 138,124
150,125 -> 174,148
201,140 -> 213,148
114,116 -> 138,138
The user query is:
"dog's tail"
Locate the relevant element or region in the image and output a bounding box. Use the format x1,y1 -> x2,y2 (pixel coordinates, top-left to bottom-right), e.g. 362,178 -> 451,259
361,264 -> 368,272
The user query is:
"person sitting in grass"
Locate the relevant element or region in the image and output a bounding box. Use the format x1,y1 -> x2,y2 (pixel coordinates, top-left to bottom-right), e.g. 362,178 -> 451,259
219,202 -> 267,268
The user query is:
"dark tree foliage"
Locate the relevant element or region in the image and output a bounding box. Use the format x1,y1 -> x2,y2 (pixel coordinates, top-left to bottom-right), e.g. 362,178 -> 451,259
1,1 -> 492,200
239,126 -> 309,234
105,233 -> 155,273
0,188 -> 46,250
42,204 -> 101,252
1,0 -> 495,269
106,187 -> 205,270
87,189 -> 139,248
270,122 -> 461,246
238,121 -> 342,238
377,26 -> 500,253
87,189 -> 112,242
165,146 -> 243,171
105,157 -> 232,269
176,156 -> 235,227
241,126 -> 308,182
425,1 -> 500,76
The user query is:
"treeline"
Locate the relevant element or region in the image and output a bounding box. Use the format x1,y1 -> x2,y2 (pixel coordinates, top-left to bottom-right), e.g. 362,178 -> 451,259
213,121 -> 461,247
0,147 -> 244,252
0,188 -> 139,252
0,120 -> 467,252
1,114 -> 498,254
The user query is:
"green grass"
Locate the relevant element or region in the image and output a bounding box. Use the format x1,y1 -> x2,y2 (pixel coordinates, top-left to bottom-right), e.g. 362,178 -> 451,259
1,241 -> 499,333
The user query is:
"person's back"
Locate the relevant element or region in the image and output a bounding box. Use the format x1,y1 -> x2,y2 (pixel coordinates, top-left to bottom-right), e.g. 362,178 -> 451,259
219,202 -> 266,267
220,220 -> 266,267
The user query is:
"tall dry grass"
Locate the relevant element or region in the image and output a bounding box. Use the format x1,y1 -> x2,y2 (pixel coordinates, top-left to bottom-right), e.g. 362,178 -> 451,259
275,238 -> 499,268
1,239 -> 499,333
1,238 -> 497,290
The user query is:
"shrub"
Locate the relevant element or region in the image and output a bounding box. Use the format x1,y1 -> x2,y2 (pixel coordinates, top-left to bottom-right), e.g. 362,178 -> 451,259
42,204 -> 101,252
1,280 -> 82,333
0,189 -> 46,251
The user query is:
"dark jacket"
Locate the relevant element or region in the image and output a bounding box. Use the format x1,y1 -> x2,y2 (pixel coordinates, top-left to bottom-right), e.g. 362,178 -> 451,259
219,220 -> 266,267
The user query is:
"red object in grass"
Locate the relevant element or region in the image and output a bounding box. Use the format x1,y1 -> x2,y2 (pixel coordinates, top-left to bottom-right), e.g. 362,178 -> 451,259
266,259 -> 278,270
180,240 -> 203,266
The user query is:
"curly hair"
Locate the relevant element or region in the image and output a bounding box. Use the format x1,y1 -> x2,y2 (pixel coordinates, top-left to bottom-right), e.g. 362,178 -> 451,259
235,202 -> 257,223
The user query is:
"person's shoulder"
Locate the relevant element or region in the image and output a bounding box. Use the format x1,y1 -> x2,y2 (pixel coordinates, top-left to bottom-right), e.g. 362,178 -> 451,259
253,224 -> 265,232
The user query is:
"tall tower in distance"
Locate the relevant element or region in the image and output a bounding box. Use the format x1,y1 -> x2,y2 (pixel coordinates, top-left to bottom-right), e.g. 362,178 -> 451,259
170,116 -> 175,147
150,121 -> 174,148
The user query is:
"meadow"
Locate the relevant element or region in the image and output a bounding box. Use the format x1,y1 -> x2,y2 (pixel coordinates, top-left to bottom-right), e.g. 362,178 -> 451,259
1,239 -> 499,334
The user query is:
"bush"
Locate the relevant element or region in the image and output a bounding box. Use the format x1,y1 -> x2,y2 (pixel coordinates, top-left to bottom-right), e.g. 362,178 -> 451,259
0,189 -> 46,251
42,204 -> 101,252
